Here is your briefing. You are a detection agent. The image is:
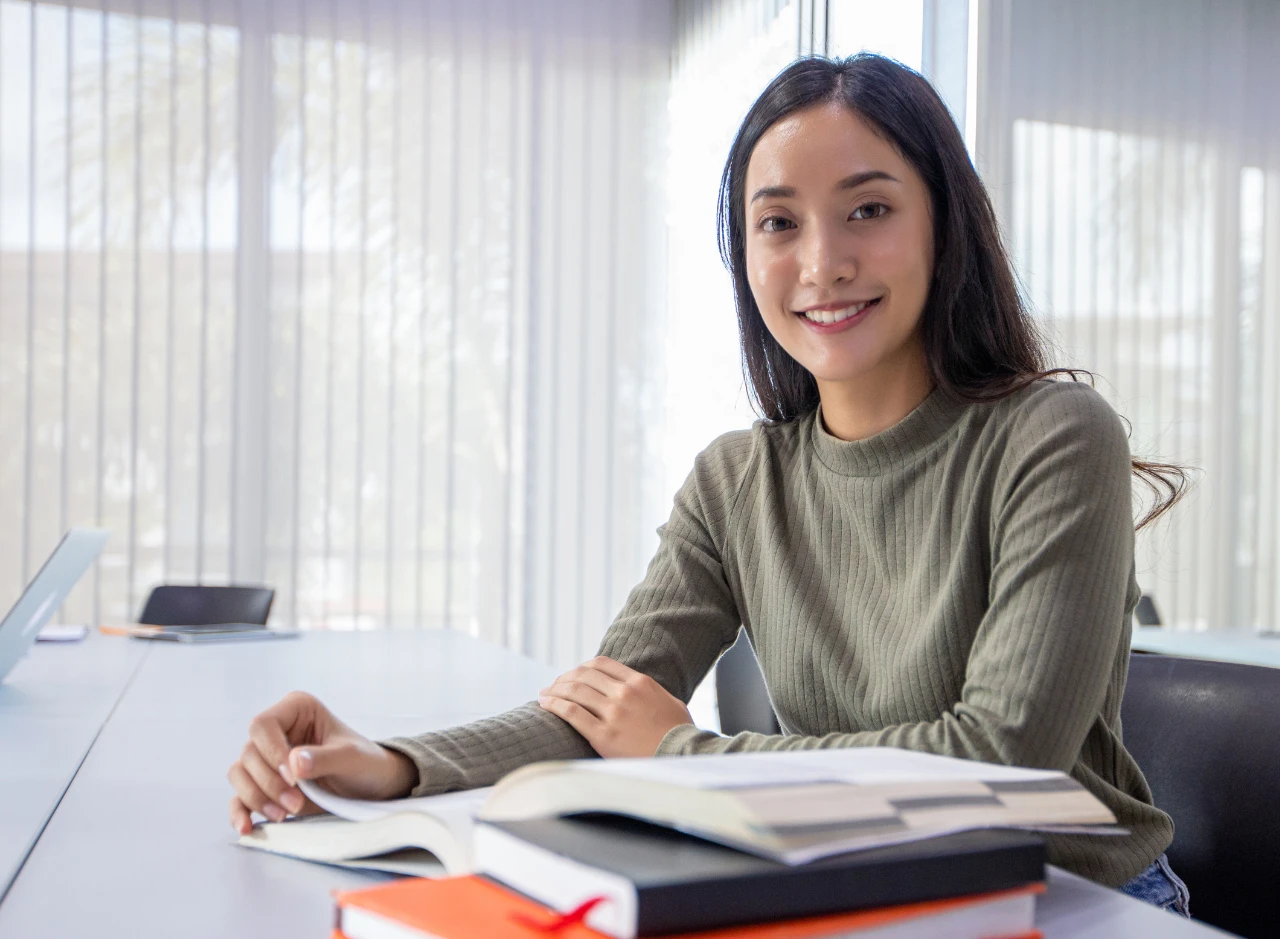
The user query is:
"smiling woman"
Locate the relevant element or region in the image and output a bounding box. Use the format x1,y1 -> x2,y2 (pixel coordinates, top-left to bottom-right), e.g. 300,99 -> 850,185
740,102 -> 935,441
225,54 -> 1190,915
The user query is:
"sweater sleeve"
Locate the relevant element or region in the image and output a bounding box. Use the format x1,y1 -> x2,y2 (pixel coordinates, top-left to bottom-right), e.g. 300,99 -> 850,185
659,384 -> 1140,770
381,431 -> 753,796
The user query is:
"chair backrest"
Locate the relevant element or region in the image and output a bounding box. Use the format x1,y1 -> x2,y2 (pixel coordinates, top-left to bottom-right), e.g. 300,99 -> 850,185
1133,593 -> 1162,626
1121,653 -> 1280,939
715,629 -> 780,736
137,584 -> 275,627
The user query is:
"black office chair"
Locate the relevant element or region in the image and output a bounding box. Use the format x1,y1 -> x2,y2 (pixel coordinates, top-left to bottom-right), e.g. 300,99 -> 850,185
1134,594 -> 1162,626
715,629 -> 780,735
137,584 -> 275,627
1121,653 -> 1280,939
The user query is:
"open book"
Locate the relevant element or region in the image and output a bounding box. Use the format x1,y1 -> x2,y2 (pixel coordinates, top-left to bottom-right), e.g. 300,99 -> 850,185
236,747 -> 1118,874
237,785 -> 489,877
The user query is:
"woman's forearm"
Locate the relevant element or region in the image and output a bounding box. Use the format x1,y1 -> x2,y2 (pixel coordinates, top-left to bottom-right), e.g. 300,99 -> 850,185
379,703 -> 597,797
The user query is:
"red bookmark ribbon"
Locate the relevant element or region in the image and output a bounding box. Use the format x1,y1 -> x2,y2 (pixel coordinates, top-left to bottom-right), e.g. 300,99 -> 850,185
510,895 -> 610,933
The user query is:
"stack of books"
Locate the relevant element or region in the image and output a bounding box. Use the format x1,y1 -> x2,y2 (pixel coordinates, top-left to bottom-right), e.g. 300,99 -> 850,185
239,748 -> 1120,939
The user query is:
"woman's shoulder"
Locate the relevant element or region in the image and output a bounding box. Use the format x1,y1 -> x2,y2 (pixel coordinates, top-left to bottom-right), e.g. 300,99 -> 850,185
989,377 -> 1126,440
980,377 -> 1132,475
695,416 -> 807,471
687,417 -> 805,504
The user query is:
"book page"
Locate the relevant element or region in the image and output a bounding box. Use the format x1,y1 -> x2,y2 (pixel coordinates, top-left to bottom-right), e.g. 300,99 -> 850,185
476,749 -> 1119,865
572,747 -> 1062,789
298,780 -> 491,836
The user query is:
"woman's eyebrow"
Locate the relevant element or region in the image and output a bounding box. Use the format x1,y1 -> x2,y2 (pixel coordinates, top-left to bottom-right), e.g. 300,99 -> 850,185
836,169 -> 899,190
749,170 -> 900,204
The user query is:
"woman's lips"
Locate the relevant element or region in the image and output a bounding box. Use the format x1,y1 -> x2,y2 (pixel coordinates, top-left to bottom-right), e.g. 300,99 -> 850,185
795,296 -> 881,333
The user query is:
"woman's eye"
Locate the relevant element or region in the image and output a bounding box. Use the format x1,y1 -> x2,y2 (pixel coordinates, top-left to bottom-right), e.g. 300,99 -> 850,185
759,216 -> 795,233
851,202 -> 888,221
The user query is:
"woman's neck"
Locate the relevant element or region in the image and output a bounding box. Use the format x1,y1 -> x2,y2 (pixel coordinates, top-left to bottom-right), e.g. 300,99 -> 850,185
816,346 -> 934,442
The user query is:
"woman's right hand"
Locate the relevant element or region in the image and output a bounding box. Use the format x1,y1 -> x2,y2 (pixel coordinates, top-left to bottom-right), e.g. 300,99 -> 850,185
227,691 -> 419,835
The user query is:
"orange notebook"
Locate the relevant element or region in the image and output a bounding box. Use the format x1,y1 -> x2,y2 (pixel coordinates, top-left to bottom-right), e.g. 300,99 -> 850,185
331,875 -> 1044,939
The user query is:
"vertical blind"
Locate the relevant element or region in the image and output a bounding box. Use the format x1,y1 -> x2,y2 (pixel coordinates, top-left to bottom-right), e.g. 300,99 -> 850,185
974,0 -> 1280,631
7,0 -> 1274,671
0,0 -> 671,668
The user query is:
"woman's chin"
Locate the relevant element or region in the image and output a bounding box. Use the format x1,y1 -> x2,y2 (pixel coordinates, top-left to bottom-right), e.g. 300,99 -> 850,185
803,358 -> 883,386
800,335 -> 927,392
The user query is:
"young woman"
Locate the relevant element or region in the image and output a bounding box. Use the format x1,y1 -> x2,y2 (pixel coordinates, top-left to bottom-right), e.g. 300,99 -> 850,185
227,55 -> 1189,914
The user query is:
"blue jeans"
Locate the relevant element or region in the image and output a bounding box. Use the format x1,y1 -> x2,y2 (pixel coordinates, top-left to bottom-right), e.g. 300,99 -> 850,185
1118,853 -> 1191,917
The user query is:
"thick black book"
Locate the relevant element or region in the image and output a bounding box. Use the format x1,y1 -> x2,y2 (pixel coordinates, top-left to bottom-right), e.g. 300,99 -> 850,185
475,815 -> 1045,938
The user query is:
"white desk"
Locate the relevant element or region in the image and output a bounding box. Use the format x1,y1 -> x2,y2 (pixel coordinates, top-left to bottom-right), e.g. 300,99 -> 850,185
1132,626 -> 1280,669
0,632 -> 148,897
0,631 -> 1234,937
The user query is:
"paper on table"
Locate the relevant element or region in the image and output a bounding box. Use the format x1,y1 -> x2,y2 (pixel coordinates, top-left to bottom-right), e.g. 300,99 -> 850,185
37,623 -> 89,642
574,748 -> 1064,789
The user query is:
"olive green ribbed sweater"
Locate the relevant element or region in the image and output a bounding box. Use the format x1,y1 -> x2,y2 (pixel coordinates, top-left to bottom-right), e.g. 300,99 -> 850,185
383,379 -> 1174,887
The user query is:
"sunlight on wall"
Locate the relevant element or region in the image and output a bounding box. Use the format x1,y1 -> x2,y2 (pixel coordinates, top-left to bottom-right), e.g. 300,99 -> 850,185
827,0 -> 923,69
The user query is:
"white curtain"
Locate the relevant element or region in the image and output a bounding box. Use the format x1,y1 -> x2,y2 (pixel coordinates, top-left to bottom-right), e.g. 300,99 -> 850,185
10,0 -> 1266,666
0,0 -> 670,668
972,0 -> 1280,632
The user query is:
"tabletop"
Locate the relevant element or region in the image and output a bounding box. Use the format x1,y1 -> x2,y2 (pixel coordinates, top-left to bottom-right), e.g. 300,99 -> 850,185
0,629 -> 1234,937
0,631 -> 147,896
1131,626 -> 1280,669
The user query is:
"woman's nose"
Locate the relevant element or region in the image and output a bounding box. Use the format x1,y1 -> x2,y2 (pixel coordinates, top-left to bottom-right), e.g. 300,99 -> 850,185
797,223 -> 856,287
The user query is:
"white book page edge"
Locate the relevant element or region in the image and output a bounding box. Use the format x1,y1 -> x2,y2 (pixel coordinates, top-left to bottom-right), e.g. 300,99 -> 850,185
573,748 -> 1063,789
298,779 -> 491,825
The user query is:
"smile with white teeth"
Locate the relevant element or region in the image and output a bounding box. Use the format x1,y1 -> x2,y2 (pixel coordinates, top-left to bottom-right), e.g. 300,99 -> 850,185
799,298 -> 879,324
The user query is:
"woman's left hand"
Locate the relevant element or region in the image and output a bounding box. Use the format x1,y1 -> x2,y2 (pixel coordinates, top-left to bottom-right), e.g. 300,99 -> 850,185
537,656 -> 694,757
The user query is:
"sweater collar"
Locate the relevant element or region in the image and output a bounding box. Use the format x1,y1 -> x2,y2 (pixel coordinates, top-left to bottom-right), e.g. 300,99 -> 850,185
808,385 -> 970,477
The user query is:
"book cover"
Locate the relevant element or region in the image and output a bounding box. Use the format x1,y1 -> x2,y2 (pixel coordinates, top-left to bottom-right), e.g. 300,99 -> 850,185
333,874 -> 1044,939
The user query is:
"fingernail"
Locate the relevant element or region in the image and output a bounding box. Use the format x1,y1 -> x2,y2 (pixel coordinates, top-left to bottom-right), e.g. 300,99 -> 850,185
264,803 -> 286,823
282,790 -> 304,814
278,763 -> 295,787
295,749 -> 312,769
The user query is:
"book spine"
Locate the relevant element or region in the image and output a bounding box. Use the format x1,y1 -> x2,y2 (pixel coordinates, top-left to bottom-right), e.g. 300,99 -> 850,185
633,842 -> 1045,935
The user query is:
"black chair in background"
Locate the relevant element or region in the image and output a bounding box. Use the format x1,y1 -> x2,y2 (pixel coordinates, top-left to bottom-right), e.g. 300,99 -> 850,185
715,629 -> 780,736
137,585 -> 275,627
1134,594 -> 1162,626
715,632 -> 1280,937
1121,653 -> 1280,939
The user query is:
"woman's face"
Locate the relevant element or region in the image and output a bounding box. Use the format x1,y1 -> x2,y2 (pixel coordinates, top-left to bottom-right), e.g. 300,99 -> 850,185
743,102 -> 934,390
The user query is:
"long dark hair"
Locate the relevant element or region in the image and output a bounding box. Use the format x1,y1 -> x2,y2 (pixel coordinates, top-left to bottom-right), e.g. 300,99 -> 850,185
717,54 -> 1186,530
